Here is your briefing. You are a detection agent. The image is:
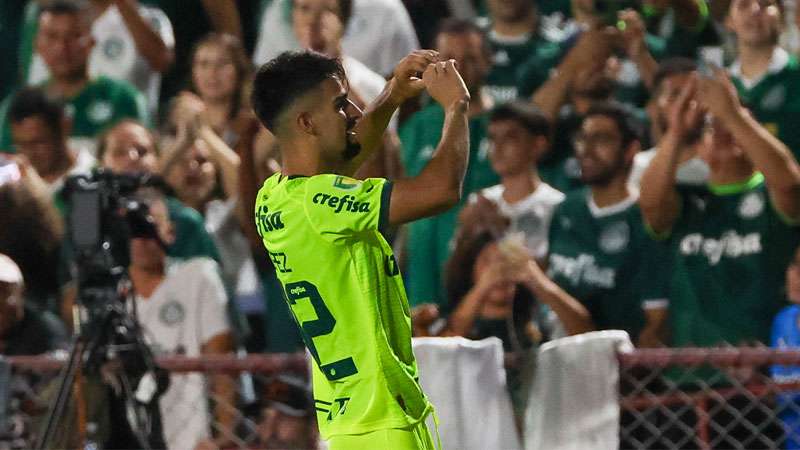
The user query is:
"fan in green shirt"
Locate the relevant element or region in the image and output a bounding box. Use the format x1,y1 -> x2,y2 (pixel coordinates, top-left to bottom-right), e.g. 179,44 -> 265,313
726,0 -> 800,158
252,49 -> 472,449
400,20 -> 500,309
0,2 -> 148,152
546,102 -> 669,345
477,0 -> 564,104
640,60 -> 800,349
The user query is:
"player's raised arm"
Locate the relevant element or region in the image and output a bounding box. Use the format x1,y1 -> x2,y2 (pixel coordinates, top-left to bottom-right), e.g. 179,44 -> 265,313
344,50 -> 439,176
388,60 -> 471,226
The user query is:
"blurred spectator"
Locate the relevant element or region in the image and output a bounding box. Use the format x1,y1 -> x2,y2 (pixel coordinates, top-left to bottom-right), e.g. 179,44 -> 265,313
639,69 -> 800,347
726,0 -> 800,159
24,0 -> 175,116
138,0 -> 241,107
253,0 -> 419,76
128,187 -> 236,450
167,33 -> 254,149
441,230 -> 592,418
254,374 -> 318,450
1,1 -> 149,154
629,57 -> 709,187
0,252 -> 66,450
529,25 -> 649,193
639,0 -> 717,59
0,158 -> 68,314
528,1 -> 664,105
251,0 -> 388,110
478,0 -> 563,104
400,18 -> 499,308
0,253 -> 67,356
97,120 -> 221,262
443,231 -> 592,346
547,103 -> 669,346
7,87 -> 95,194
458,101 -> 564,261
771,243 -> 800,450
0,1 -> 28,100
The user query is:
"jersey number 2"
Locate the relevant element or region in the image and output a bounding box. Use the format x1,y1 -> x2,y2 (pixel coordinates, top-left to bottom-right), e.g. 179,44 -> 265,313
284,281 -> 358,381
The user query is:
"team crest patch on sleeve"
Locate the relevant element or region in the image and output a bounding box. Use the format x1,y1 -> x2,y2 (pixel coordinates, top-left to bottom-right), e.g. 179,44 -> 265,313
333,176 -> 360,190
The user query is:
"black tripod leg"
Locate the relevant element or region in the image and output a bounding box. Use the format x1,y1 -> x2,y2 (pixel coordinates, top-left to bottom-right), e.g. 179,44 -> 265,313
35,338 -> 85,450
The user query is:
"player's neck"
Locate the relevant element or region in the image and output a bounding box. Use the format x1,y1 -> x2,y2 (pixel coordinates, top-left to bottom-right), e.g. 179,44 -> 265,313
501,170 -> 540,204
280,139 -> 343,176
590,176 -> 631,208
738,43 -> 777,81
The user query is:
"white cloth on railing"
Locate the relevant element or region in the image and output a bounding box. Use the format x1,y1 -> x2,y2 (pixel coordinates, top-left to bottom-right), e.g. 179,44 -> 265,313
524,330 -> 633,450
412,337 -> 521,450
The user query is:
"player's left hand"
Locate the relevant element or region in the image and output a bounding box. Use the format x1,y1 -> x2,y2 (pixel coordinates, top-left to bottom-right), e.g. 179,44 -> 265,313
390,50 -> 440,103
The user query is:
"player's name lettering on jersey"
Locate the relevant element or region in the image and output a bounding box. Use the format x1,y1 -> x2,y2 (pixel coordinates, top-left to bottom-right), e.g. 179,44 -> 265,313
312,193 -> 370,213
549,253 -> 615,289
679,231 -> 762,265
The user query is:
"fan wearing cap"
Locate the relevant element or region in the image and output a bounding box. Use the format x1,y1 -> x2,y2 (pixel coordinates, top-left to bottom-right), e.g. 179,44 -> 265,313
0,253 -> 66,356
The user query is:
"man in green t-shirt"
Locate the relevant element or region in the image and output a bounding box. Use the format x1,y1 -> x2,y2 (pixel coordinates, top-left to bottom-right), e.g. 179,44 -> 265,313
478,0 -> 562,104
547,102 -> 669,345
726,0 -> 800,158
0,1 -> 148,152
400,19 -> 500,308
640,67 -> 800,348
251,49 -> 470,449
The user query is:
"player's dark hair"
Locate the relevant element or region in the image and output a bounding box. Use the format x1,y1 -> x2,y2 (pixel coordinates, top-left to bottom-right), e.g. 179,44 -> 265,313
435,18 -> 492,58
584,102 -> 641,149
251,51 -> 345,132
8,87 -> 65,137
652,57 -> 697,94
490,102 -> 550,138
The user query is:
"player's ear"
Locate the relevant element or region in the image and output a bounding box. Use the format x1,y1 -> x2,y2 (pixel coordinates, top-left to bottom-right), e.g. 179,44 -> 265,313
296,112 -> 316,136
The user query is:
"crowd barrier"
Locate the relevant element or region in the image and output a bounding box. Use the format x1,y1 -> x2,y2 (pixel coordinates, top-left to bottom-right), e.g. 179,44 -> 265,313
6,338 -> 800,449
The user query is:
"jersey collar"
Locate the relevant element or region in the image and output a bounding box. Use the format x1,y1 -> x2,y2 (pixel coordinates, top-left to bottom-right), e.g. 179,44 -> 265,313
708,172 -> 764,196
730,47 -> 790,89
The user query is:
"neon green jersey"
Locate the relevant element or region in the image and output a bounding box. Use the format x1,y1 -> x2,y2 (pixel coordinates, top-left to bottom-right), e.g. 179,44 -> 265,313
254,173 -> 432,438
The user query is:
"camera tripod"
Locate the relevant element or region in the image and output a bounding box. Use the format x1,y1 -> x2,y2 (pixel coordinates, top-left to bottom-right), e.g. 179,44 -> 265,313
35,285 -> 167,450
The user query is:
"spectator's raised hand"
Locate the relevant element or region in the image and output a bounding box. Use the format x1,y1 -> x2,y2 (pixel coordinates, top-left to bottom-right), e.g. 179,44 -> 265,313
422,60 -> 470,108
391,50 -> 440,103
697,68 -> 743,124
458,194 -> 509,237
617,9 -> 647,59
562,28 -> 615,74
665,74 -> 704,142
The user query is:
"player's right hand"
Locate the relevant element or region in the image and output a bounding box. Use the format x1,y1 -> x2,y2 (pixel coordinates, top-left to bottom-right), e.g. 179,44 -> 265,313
422,60 -> 470,109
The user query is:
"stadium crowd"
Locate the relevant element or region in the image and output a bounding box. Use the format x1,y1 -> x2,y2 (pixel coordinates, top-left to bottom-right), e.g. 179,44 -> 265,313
3,0 -> 800,448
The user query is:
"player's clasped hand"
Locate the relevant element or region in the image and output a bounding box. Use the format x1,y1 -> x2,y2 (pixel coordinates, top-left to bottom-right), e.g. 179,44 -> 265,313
391,50 -> 440,102
423,59 -> 470,108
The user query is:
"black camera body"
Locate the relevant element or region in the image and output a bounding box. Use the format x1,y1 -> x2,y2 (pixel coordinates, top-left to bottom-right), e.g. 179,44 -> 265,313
64,170 -> 161,320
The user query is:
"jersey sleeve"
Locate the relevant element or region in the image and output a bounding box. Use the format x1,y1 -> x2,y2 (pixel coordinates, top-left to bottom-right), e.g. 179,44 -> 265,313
303,174 -> 392,240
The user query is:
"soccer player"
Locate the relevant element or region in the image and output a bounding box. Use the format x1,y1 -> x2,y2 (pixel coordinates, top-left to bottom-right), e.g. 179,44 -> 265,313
251,50 -> 470,449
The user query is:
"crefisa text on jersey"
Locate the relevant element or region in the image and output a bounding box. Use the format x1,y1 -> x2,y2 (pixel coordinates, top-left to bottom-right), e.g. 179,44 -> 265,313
313,193 -> 370,213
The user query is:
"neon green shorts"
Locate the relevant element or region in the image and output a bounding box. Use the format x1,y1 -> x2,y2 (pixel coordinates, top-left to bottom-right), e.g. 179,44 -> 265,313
326,420 -> 438,450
